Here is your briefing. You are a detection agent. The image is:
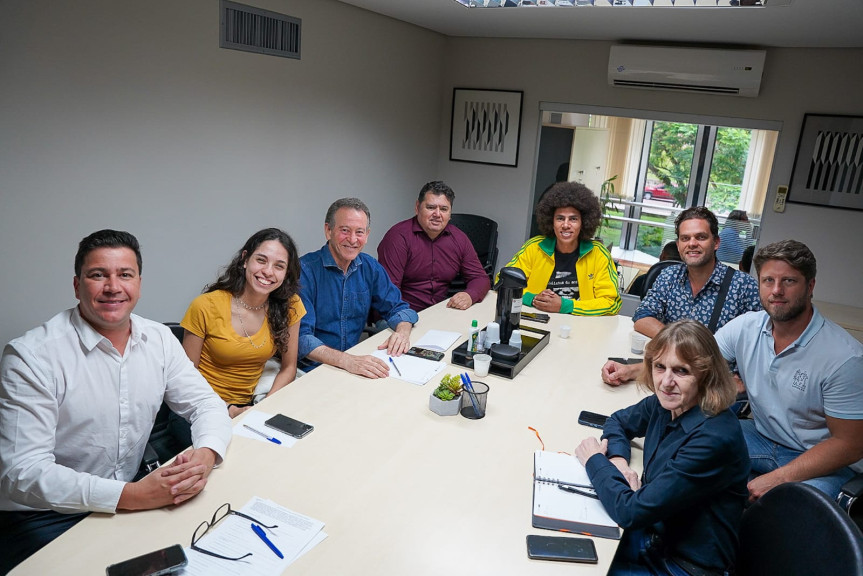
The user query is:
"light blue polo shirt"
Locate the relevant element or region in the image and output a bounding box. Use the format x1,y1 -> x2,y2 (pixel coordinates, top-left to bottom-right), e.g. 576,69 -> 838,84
715,308 -> 863,459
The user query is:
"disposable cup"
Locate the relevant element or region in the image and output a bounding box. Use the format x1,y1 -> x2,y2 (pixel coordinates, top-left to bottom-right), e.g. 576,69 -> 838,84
473,354 -> 492,377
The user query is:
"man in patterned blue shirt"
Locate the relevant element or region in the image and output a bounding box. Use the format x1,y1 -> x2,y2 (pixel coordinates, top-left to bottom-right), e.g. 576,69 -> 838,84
603,206 -> 760,385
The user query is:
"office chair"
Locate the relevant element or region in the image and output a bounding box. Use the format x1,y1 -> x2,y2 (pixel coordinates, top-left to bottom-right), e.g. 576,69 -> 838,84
641,260 -> 683,296
447,213 -> 499,295
737,482 -> 863,576
838,474 -> 863,532
618,293 -> 642,317
137,323 -> 190,477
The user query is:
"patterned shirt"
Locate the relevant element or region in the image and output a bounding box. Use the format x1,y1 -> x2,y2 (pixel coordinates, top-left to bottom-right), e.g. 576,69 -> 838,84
632,261 -> 761,332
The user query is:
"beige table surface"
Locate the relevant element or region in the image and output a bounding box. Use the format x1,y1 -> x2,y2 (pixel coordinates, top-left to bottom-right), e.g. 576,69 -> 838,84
14,296 -> 646,575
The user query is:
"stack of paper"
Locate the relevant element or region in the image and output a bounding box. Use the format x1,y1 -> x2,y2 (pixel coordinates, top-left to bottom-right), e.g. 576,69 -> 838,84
180,496 -> 327,575
414,329 -> 462,351
372,350 -> 445,386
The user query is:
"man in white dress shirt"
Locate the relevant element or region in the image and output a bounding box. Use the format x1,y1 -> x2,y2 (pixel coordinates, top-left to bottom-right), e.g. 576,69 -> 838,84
0,229 -> 232,572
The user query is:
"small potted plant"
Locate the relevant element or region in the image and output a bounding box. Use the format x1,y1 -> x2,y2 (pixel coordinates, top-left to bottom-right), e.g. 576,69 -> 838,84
429,374 -> 463,416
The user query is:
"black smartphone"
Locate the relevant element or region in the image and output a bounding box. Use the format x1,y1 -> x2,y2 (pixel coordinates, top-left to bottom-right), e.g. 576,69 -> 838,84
578,410 -> 609,430
405,346 -> 445,362
526,535 -> 598,563
608,357 -> 643,365
105,544 -> 187,576
265,414 -> 314,438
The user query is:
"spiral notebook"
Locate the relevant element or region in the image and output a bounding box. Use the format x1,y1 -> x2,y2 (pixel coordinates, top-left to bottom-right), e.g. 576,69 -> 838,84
532,450 -> 621,540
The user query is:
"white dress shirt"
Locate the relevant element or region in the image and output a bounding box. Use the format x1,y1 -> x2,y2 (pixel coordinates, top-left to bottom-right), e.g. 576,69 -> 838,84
0,307 -> 232,514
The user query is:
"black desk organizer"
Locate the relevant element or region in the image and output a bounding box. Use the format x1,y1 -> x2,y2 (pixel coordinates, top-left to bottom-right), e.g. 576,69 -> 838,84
451,325 -> 551,379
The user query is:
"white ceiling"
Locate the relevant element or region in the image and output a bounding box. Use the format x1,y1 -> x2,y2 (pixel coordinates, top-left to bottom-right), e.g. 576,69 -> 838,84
335,0 -> 863,48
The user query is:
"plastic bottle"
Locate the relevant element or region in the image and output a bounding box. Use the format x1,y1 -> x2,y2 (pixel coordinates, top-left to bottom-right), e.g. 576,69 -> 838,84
469,319 -> 480,354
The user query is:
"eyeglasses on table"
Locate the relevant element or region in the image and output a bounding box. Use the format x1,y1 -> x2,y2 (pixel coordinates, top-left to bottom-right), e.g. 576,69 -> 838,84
190,502 -> 278,561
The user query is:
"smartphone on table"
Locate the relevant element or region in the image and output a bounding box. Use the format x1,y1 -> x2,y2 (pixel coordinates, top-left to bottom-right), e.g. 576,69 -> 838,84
265,414 -> 314,438
578,410 -> 609,430
105,544 -> 187,576
526,535 -> 598,563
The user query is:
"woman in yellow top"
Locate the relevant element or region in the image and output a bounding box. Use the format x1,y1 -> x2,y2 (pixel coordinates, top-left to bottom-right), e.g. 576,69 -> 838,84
181,228 -> 305,418
504,181 -> 621,316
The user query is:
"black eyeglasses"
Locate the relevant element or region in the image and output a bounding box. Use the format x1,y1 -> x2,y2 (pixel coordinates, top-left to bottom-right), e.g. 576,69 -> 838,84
190,502 -> 278,561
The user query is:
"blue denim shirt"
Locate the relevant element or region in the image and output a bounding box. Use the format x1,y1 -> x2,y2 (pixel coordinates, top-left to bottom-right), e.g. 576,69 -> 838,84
586,395 -> 750,572
298,245 -> 418,368
632,261 -> 761,333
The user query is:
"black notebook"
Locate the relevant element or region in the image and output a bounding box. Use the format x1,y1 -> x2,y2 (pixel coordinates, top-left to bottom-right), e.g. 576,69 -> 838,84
532,451 -> 621,540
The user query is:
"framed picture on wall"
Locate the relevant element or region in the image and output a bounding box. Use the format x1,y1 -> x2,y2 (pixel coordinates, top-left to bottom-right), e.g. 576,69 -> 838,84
788,113 -> 863,211
450,88 -> 523,167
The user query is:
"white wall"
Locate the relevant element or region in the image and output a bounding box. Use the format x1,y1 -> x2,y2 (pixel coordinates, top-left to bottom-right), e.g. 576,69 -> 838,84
3,3 -> 862,347
0,0 -> 445,346
438,39 -> 863,306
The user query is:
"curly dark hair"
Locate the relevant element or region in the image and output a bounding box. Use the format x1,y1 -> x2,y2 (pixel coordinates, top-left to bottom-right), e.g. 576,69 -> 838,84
205,228 -> 301,354
534,181 -> 602,240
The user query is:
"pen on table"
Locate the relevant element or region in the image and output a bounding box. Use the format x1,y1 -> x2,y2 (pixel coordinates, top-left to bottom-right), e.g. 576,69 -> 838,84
558,484 -> 600,500
251,523 -> 284,559
243,424 -> 282,445
388,356 -> 402,376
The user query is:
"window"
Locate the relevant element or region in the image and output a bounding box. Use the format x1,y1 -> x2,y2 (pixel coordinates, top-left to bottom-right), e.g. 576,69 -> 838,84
531,104 -> 779,289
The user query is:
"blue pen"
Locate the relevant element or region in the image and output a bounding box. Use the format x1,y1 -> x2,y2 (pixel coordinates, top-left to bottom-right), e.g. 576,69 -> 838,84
251,523 -> 284,559
388,356 -> 402,376
461,373 -> 484,418
243,424 -> 282,445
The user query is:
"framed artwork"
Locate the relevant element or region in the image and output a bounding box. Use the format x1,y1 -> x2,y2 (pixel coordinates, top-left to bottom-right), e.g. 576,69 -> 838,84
788,113 -> 863,210
450,88 -> 523,167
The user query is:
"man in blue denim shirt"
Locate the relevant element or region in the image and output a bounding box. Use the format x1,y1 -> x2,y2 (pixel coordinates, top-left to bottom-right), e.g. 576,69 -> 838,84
298,198 -> 418,378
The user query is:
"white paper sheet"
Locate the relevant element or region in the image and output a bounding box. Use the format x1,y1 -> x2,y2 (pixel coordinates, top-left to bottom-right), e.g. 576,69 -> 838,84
414,329 -> 462,352
373,350 -> 446,385
180,497 -> 326,576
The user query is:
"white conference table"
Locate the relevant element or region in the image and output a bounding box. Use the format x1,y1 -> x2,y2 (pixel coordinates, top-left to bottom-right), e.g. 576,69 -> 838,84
14,296 -> 646,575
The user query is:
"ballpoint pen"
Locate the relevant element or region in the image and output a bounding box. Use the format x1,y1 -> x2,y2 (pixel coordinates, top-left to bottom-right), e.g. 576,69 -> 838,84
558,484 -> 600,500
460,373 -> 484,418
388,356 -> 402,376
251,523 -> 284,559
243,424 -> 282,445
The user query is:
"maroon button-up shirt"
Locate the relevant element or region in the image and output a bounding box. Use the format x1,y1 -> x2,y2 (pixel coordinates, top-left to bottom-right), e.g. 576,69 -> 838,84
377,217 -> 490,312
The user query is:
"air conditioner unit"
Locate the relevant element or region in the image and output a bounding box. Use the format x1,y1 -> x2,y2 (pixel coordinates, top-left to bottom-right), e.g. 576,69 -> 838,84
608,45 -> 766,98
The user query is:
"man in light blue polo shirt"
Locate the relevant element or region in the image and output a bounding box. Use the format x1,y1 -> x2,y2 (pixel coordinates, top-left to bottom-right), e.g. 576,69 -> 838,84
715,240 -> 863,501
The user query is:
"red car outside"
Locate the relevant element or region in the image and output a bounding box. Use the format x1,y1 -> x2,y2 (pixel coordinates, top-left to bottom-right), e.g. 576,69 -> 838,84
643,183 -> 674,201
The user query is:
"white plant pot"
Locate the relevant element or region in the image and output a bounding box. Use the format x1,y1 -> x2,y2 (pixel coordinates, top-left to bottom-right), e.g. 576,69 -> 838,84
429,394 -> 461,416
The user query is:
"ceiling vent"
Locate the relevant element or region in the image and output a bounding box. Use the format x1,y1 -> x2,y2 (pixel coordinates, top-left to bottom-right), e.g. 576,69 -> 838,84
608,45 -> 766,97
220,0 -> 301,60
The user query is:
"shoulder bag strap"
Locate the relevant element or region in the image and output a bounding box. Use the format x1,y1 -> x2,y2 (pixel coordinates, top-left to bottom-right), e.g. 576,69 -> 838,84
707,268 -> 736,333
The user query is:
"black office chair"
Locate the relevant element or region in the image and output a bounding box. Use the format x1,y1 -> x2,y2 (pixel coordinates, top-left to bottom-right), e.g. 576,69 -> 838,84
447,213 -> 499,295
737,482 -> 863,576
137,323 -> 190,478
838,474 -> 863,532
641,260 -> 683,297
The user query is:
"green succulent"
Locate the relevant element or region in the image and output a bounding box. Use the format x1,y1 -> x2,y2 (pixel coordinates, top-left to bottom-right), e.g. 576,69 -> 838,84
433,373 -> 462,401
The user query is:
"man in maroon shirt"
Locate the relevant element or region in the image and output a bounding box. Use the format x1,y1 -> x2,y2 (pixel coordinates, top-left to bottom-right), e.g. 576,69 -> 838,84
378,181 -> 490,312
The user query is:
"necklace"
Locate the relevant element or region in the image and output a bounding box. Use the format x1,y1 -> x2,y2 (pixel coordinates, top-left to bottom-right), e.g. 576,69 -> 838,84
235,295 -> 267,311
233,298 -> 268,349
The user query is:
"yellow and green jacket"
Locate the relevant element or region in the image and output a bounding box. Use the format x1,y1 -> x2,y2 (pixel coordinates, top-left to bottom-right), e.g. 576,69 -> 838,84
502,236 -> 621,316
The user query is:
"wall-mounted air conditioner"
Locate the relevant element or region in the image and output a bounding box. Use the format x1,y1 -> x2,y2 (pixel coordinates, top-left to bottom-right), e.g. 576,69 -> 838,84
608,45 -> 766,98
